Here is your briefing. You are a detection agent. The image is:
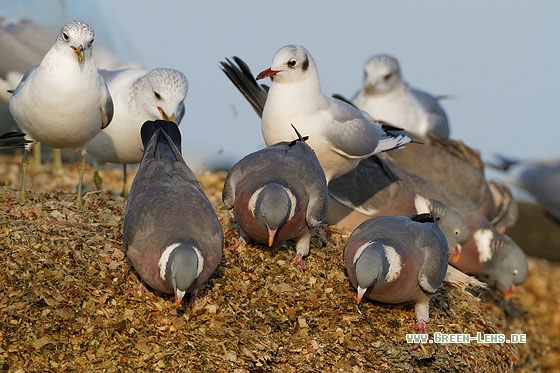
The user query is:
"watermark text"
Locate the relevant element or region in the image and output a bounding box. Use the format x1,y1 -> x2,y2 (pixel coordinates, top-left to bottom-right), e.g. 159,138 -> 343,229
406,332 -> 526,344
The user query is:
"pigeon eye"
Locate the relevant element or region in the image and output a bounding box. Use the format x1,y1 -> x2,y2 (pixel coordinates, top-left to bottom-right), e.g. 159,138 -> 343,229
154,91 -> 161,100
287,59 -> 297,68
454,229 -> 460,236
62,32 -> 69,41
512,269 -> 519,276
383,73 -> 392,81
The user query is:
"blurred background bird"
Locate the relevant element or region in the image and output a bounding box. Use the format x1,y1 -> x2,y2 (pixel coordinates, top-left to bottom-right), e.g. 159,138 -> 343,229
86,67 -> 188,197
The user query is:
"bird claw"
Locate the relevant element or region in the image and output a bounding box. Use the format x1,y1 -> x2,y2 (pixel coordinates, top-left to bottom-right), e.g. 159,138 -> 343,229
17,191 -> 27,204
294,253 -> 304,270
74,196 -> 84,209
93,170 -> 103,191
125,282 -> 150,295
408,321 -> 429,349
225,237 -> 247,252
225,241 -> 242,252
409,320 -> 428,335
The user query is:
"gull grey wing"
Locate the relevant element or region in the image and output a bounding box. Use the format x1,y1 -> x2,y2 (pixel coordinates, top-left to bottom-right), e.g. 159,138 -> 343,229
100,80 -> 114,129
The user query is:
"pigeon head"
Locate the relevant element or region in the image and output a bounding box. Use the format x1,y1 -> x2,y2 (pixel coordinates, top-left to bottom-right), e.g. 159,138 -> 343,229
487,234 -> 528,299
56,21 -> 95,65
257,45 -> 317,84
428,199 -> 470,261
135,68 -> 189,124
159,243 -> 203,307
414,196 -> 469,261
251,183 -> 295,246
362,54 -> 403,95
353,241 -> 391,303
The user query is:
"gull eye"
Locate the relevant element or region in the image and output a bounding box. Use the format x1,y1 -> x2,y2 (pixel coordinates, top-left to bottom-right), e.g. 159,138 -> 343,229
383,73 -> 392,81
154,91 -> 161,100
62,32 -> 69,41
287,59 -> 297,68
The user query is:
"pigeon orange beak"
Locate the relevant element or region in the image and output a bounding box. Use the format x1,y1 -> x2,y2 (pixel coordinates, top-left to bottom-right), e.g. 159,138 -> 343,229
504,283 -> 515,300
256,67 -> 279,80
267,227 -> 277,247
450,243 -> 462,263
174,289 -> 186,308
70,44 -> 85,65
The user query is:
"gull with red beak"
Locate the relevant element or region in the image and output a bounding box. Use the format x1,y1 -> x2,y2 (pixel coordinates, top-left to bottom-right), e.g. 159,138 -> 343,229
9,20 -> 113,206
86,67 -> 188,196
222,45 -> 411,183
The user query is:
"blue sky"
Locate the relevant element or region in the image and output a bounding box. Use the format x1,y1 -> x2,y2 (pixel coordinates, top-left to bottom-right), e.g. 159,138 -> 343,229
2,0 -> 559,172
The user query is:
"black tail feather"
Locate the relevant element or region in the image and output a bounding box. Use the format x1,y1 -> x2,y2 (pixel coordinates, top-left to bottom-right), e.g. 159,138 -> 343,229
487,154 -> 519,171
140,120 -> 182,155
220,56 -> 268,118
0,131 -> 32,150
411,212 -> 437,224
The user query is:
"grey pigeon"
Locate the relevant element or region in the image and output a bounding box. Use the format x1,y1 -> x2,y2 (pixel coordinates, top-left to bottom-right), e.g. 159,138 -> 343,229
351,54 -> 450,139
8,20 -> 114,206
386,137 -> 518,232
123,120 -> 223,308
343,213 -> 449,334
221,47 -> 411,182
425,198 -> 469,261
329,154 -> 528,297
222,127 -> 328,268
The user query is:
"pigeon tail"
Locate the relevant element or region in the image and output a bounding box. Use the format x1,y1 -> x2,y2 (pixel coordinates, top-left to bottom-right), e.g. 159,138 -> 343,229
140,120 -> 183,161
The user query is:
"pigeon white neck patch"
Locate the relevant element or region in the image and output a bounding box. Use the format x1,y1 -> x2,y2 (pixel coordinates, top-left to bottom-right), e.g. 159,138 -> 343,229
474,229 -> 494,263
383,245 -> 401,283
159,243 -> 181,280
414,195 -> 431,214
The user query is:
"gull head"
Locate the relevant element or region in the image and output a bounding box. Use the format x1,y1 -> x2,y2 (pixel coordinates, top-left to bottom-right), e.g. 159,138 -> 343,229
362,54 -> 403,95
257,44 -> 318,84
56,21 -> 95,66
137,68 -> 189,124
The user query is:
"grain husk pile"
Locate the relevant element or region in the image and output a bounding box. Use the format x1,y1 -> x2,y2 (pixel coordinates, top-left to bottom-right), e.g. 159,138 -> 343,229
0,153 -> 558,372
